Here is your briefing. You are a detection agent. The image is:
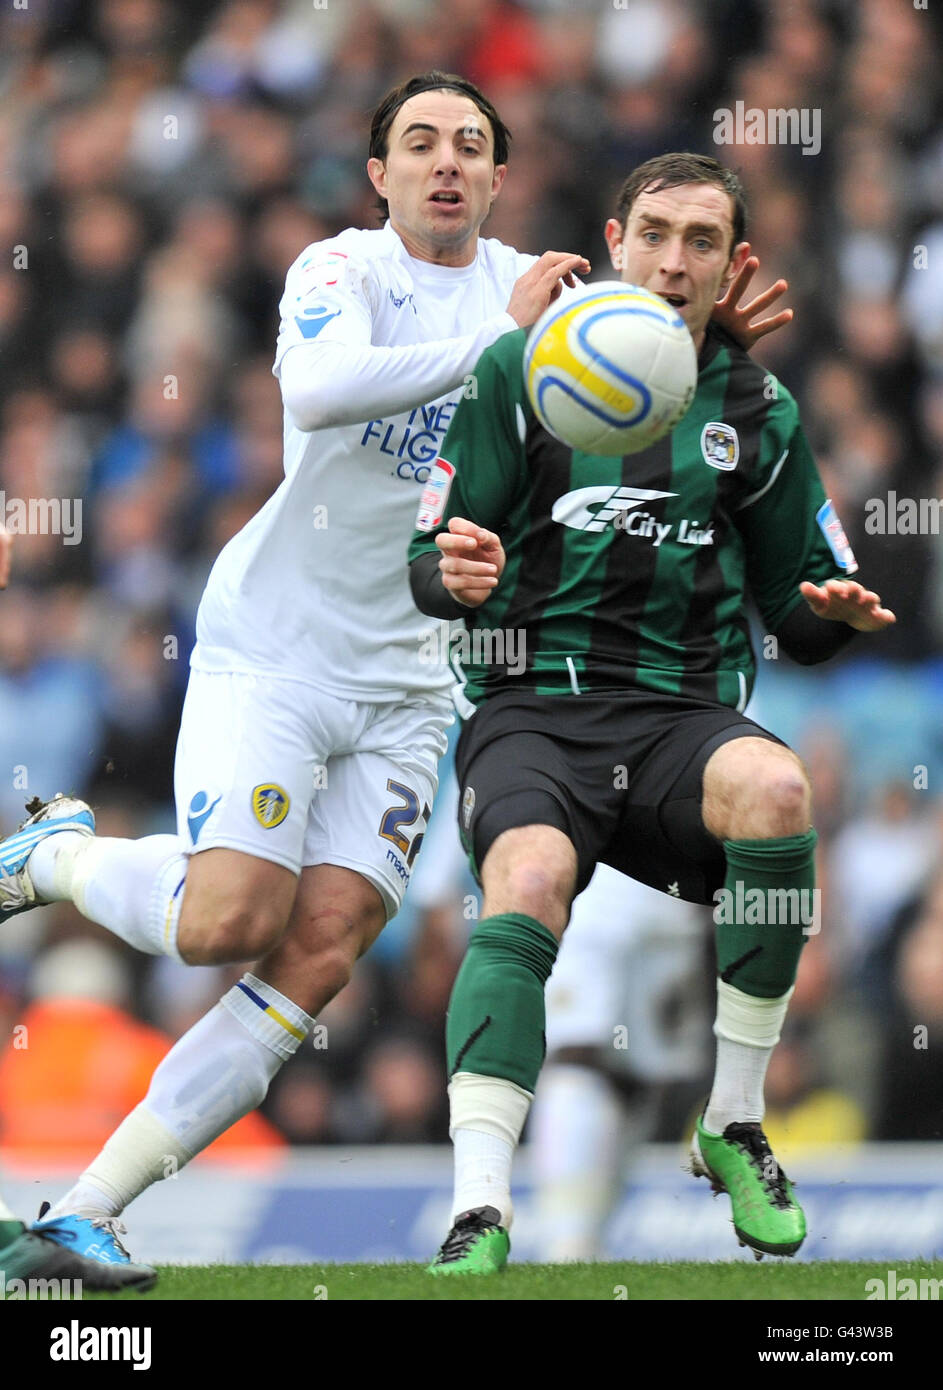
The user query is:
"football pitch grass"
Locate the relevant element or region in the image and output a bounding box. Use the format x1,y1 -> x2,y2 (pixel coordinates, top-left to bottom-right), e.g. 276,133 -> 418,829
86,1260 -> 942,1301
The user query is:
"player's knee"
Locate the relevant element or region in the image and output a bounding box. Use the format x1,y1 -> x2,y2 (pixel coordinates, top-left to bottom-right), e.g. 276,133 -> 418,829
180,902 -> 288,965
705,742 -> 811,839
761,762 -> 811,831
738,753 -> 810,836
499,858 -> 571,917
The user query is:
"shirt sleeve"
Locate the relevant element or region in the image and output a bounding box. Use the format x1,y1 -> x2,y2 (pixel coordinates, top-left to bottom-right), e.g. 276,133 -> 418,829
735,407 -> 858,635
774,600 -> 858,664
272,243 -> 517,431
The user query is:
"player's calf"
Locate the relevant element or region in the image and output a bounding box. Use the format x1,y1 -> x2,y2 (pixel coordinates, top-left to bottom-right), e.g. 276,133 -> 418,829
257,863 -> 387,1013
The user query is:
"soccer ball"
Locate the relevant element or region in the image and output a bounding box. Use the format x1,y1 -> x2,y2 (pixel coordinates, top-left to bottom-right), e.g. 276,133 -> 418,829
523,280 -> 698,456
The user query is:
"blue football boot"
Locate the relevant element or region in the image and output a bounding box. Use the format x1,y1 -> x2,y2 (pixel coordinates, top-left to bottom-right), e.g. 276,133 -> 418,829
31,1204 -> 155,1288
0,794 -> 94,916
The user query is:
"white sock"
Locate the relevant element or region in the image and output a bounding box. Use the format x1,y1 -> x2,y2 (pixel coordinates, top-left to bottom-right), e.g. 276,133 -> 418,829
530,1064 -> 651,1261
449,1072 -> 532,1228
703,980 -> 793,1133
452,1130 -> 515,1226
704,1036 -> 773,1131
30,833 -> 188,960
49,974 -> 314,1219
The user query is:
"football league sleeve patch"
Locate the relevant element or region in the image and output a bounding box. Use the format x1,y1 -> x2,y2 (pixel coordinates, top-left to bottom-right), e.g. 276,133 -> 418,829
273,246 -> 372,373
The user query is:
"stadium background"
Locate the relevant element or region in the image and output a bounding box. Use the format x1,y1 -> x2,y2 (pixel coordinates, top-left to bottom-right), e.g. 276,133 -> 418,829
1,0 -> 943,1261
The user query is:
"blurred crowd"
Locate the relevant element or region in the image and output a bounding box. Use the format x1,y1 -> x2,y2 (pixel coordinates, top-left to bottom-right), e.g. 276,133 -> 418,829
1,0 -> 943,1163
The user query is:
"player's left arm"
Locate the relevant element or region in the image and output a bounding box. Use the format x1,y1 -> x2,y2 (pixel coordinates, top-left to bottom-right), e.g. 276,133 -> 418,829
408,336 -> 525,619
797,577 -> 895,631
711,245 -> 792,351
737,406 -> 891,663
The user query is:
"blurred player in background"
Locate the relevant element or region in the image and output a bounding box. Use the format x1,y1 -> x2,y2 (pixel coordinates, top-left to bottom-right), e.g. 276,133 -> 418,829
531,867 -> 708,1261
410,154 -> 896,1274
0,77 -> 783,1268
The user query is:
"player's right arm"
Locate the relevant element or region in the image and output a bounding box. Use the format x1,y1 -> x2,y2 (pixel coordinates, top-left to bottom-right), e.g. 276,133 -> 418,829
275,242 -> 587,432
435,518 -> 506,608
408,331 -> 528,619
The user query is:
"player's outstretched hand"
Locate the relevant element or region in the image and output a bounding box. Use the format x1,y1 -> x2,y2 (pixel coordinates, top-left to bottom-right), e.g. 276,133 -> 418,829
712,244 -> 793,350
507,252 -> 591,329
799,578 -> 896,631
436,517 -> 506,608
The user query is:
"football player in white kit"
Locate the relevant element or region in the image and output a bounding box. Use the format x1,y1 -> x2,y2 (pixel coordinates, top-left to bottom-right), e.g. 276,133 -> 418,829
0,72 -> 790,1265
0,72 -> 588,1263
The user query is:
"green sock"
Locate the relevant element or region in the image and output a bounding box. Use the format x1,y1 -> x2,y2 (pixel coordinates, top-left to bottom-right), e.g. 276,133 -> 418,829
714,830 -> 818,998
0,1218 -> 25,1248
446,913 -> 558,1093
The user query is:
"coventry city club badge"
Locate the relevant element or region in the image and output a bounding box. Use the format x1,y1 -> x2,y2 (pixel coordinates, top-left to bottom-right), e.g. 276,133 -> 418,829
700,422 -> 740,471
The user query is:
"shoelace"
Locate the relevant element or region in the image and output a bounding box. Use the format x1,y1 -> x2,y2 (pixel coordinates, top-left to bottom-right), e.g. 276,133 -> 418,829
727,1122 -> 794,1209
93,1218 -> 133,1259
434,1210 -> 499,1263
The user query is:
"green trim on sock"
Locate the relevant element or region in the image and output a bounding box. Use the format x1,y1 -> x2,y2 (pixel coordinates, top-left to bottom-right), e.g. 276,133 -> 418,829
446,913 -> 558,1092
724,830 -> 818,875
715,829 -> 818,998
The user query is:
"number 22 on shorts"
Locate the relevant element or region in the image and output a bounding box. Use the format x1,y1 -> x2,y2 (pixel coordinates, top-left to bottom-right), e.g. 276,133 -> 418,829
378,779 -> 431,870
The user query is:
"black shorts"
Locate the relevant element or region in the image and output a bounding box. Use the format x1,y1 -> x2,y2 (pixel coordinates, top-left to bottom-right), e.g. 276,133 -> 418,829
455,688 -> 785,905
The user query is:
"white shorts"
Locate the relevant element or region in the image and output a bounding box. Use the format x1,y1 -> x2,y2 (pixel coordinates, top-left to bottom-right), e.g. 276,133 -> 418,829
546,864 -> 708,1081
174,669 -> 452,919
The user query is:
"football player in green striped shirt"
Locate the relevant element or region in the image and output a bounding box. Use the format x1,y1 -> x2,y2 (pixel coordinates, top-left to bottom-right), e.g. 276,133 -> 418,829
409,153 -> 895,1273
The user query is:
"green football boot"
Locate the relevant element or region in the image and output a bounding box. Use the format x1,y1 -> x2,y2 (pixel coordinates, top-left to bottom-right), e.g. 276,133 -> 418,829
427,1206 -> 510,1276
690,1116 -> 807,1259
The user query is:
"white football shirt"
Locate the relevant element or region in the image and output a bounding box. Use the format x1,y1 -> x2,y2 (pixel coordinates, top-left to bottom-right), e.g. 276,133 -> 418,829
192,222 -> 535,700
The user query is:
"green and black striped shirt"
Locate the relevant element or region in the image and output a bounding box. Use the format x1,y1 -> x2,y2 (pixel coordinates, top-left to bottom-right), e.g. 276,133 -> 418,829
408,323 -> 853,711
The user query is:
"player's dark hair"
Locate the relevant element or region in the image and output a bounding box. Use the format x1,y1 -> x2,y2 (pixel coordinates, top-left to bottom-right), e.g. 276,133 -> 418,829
614,153 -> 747,253
368,71 -> 511,224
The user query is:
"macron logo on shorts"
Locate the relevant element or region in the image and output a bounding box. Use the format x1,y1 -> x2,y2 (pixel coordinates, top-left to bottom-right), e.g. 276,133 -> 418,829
187,791 -> 221,844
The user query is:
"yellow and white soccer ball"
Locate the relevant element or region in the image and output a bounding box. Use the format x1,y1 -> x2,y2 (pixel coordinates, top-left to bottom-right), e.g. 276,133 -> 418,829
523,280 -> 698,456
